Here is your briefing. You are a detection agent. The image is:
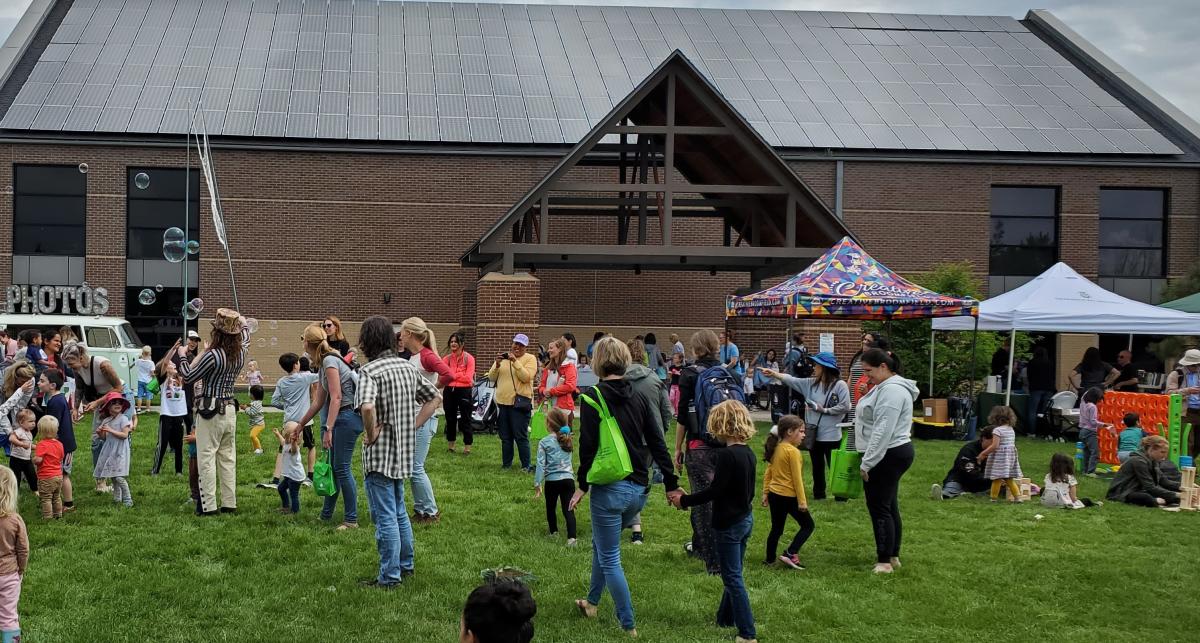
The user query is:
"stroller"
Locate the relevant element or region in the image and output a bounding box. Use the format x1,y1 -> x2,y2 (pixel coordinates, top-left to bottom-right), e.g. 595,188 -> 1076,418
471,376 -> 500,435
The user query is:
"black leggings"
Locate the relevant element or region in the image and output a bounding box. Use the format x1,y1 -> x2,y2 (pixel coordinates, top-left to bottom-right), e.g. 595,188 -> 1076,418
1124,491 -> 1176,507
863,442 -> 915,564
543,478 -> 577,538
809,439 -> 839,500
765,492 -> 814,562
9,457 -> 36,492
443,386 -> 474,446
152,415 -> 185,475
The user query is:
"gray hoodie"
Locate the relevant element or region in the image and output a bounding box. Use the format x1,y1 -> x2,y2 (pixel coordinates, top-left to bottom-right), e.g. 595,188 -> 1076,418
624,364 -> 673,439
854,375 -> 918,471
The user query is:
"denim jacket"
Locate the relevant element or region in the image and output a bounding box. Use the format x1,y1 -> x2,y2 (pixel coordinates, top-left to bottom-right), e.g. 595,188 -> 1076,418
535,434 -> 574,486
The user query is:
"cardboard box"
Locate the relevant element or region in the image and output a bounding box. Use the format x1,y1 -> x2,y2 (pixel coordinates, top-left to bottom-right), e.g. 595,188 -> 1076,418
922,398 -> 949,424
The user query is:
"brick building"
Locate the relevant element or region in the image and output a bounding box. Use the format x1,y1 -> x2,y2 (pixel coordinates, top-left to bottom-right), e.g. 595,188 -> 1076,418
0,0 -> 1197,380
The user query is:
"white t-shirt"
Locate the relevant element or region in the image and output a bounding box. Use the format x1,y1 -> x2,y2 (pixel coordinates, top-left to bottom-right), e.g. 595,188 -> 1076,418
160,379 -> 188,417
281,442 -> 306,482
1041,474 -> 1083,509
566,347 -> 579,366
135,358 -> 155,384
9,426 -> 32,460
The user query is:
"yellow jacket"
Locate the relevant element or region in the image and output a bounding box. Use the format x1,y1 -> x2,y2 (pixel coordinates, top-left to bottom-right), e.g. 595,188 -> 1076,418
486,353 -> 537,405
763,441 -> 807,505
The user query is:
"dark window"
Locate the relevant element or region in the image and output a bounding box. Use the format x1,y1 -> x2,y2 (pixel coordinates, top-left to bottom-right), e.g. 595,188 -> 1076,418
989,186 -> 1058,276
126,168 -> 200,261
13,165 -> 86,255
1099,188 -> 1166,278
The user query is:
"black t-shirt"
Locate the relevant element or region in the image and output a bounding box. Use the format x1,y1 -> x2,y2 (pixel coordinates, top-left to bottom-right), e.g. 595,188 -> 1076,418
681,444 -> 757,529
1075,362 -> 1114,391
943,440 -> 988,493
329,339 -> 352,356
1026,358 -> 1055,393
1115,363 -> 1140,392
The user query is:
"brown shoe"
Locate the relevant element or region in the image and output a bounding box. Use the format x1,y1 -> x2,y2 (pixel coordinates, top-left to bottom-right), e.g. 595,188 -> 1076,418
412,513 -> 429,524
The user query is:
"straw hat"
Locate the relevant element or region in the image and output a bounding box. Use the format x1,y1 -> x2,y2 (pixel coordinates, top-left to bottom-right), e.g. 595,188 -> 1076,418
213,308 -> 243,335
1179,349 -> 1200,367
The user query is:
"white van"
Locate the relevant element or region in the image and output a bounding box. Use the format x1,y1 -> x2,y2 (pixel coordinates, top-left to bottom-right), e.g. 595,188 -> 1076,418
0,314 -> 144,387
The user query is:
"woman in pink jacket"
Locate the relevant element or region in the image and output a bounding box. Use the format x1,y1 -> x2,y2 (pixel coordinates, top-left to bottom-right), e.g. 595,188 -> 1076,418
538,339 -> 578,424
442,332 -> 476,455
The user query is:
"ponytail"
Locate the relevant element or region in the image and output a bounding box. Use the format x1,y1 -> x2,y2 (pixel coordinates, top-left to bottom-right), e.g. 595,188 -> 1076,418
545,407 -> 573,452
764,414 -> 804,462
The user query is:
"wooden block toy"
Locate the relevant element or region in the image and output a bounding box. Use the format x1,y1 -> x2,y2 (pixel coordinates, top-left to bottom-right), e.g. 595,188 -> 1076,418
1182,466 -> 1196,490
1017,477 -> 1032,502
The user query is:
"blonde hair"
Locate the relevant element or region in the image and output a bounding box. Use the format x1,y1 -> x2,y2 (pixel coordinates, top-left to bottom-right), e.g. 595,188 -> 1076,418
592,336 -> 632,378
707,400 -> 757,443
401,317 -> 438,357
689,329 -> 719,360
1141,434 -> 1169,452
0,467 -> 16,517
303,323 -> 340,366
547,338 -> 567,370
2,362 -> 34,397
15,408 -> 35,426
282,421 -> 302,447
140,345 -> 152,358
627,338 -> 646,365
37,415 -> 59,440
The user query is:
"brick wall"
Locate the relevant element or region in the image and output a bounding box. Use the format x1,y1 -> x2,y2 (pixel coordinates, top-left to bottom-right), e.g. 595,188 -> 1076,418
472,272 -> 540,374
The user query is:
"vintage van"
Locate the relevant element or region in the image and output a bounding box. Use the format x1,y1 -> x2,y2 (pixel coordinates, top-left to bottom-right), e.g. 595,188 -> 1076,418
0,314 -> 144,387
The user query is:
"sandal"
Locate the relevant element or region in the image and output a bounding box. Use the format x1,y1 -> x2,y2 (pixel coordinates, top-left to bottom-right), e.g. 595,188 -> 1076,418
574,599 -> 598,618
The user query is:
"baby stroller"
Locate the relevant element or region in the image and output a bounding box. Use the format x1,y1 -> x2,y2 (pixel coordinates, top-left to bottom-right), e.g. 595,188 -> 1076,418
471,376 -> 499,435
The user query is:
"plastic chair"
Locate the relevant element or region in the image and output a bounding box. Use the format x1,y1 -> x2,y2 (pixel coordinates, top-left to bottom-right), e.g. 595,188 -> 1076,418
1049,391 -> 1079,440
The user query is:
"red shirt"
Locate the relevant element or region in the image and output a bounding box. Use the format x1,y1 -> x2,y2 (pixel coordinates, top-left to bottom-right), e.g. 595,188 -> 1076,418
35,438 -> 64,479
441,350 -> 476,388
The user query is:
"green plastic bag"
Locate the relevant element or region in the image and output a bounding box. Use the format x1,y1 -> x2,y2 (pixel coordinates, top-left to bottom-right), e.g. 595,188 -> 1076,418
313,451 -> 336,497
580,388 -> 634,486
828,430 -> 863,500
146,378 -> 160,395
530,404 -> 549,438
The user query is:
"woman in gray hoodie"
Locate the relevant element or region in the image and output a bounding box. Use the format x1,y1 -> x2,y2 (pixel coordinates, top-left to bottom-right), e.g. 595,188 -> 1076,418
854,349 -> 918,575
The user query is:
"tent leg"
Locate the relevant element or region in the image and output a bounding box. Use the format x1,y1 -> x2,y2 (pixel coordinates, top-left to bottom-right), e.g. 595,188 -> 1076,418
967,316 -> 979,441
1128,334 -> 1133,352
928,329 -> 935,397
1004,331 -> 1016,406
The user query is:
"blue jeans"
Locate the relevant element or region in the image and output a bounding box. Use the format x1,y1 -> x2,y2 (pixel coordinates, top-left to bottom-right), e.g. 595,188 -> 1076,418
408,416 -> 438,515
278,477 -> 301,513
364,472 -> 415,585
321,408 -> 363,524
587,480 -> 648,631
714,513 -> 756,640
497,404 -> 531,469
1027,390 -> 1052,436
1079,428 -> 1099,474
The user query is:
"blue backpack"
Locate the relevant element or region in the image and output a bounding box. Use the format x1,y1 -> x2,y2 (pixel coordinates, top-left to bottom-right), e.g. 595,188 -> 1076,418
691,364 -> 746,441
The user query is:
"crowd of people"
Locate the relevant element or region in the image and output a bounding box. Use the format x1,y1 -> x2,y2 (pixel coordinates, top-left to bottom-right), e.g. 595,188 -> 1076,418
0,312 -> 1196,642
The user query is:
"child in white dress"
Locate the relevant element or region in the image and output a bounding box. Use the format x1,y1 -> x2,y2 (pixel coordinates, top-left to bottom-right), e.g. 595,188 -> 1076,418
1042,453 -> 1094,509
93,392 -> 134,507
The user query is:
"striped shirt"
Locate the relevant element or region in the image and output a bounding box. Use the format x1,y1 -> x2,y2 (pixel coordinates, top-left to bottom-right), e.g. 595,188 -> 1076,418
355,350 -> 440,480
180,329 -> 250,399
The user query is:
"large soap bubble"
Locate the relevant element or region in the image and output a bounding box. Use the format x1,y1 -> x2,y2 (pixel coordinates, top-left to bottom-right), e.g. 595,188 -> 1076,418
245,318 -> 260,334
134,172 -> 150,190
183,297 -> 204,320
163,227 -> 186,263
137,288 -> 156,305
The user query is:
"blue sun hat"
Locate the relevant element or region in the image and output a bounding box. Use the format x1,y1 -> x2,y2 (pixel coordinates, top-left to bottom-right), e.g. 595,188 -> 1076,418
811,351 -> 839,371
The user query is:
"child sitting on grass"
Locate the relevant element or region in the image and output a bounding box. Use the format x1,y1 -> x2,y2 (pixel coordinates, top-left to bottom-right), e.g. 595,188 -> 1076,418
0,466 -> 28,643
274,422 -> 305,514
245,385 -> 266,455
1117,412 -> 1145,464
979,406 -> 1023,503
1041,453 -> 1094,509
7,410 -> 37,493
762,415 -> 814,570
672,400 -> 759,643
534,407 -> 576,546
33,417 -> 63,519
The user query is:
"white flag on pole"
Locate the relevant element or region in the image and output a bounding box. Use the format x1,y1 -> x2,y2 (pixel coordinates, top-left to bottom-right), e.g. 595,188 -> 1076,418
194,112 -> 228,249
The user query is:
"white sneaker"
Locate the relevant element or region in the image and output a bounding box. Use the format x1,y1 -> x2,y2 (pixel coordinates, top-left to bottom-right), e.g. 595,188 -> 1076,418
301,479 -> 313,487
254,449 -> 263,455
930,483 -> 943,501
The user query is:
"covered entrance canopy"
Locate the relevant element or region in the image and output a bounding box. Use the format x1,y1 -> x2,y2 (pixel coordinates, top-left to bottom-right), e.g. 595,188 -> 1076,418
1161,292 -> 1200,313
461,51 -> 853,283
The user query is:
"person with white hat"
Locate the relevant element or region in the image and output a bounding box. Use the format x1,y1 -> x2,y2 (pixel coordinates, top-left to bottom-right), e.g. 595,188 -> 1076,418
1165,348 -> 1200,457
486,333 -> 538,471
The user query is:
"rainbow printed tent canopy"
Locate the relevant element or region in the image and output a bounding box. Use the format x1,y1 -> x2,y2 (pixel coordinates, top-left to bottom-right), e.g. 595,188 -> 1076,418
727,237 -> 979,320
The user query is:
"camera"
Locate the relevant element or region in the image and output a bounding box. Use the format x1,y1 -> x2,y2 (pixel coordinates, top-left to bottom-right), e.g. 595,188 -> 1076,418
499,352 -> 510,361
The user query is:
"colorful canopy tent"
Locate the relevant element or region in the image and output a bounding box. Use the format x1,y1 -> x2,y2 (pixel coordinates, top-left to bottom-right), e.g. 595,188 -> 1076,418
1161,292 -> 1200,313
726,237 -> 980,320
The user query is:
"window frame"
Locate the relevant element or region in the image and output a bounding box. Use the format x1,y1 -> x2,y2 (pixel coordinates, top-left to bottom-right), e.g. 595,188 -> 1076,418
125,167 -> 200,262
12,164 -> 87,256
1098,187 -> 1168,278
988,185 -> 1061,277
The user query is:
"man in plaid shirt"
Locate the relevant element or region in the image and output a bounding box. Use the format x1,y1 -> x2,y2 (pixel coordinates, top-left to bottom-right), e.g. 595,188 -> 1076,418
355,315 -> 442,589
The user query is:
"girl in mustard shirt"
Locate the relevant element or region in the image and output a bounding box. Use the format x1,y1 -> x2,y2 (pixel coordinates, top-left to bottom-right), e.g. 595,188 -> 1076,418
762,415 -> 815,569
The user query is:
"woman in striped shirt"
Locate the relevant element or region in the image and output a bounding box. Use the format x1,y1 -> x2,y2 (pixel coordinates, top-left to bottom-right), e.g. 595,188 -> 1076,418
178,308 -> 249,516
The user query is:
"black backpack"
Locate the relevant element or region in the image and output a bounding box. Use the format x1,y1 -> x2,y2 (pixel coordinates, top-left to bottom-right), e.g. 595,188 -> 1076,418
790,347 -> 813,379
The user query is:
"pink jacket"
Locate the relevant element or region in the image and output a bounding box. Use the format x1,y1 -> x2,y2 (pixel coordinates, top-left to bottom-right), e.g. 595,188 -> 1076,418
538,362 -> 577,412
442,350 -> 475,388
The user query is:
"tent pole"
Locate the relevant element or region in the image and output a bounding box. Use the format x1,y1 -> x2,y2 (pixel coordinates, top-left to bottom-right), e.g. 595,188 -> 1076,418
1004,330 -> 1016,405
1128,334 -> 1133,352
968,316 -> 979,441
928,329 -> 935,397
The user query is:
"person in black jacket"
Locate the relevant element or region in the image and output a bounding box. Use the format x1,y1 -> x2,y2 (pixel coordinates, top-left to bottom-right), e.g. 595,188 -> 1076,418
1106,435 -> 1180,507
931,426 -> 993,500
1024,347 -> 1055,437
570,337 -> 680,638
673,329 -> 724,574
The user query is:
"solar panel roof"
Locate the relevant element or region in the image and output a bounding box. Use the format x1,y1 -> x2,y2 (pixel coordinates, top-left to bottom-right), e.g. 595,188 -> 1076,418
0,0 -> 1184,154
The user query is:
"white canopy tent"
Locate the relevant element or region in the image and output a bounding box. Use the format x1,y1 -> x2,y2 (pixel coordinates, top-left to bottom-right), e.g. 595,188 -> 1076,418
932,262 -> 1200,402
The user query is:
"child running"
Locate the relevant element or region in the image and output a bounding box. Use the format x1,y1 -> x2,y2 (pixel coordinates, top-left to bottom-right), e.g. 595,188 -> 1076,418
274,422 -> 305,514
534,407 -> 576,546
93,391 -> 134,508
151,359 -> 187,475
244,360 -> 263,387
762,415 -> 815,569
672,400 -> 759,643
245,385 -> 266,455
0,466 -> 28,643
7,410 -> 37,493
33,417 -> 63,519
979,406 -> 1023,502
1042,453 -> 1093,509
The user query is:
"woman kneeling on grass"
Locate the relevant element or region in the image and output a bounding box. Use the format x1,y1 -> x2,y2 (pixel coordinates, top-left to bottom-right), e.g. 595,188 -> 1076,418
1106,435 -> 1180,507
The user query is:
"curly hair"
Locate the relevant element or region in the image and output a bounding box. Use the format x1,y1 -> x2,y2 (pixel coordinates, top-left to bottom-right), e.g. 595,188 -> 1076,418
707,400 -> 757,444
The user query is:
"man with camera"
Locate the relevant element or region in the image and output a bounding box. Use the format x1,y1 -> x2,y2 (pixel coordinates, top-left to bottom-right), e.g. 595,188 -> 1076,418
486,333 -> 539,471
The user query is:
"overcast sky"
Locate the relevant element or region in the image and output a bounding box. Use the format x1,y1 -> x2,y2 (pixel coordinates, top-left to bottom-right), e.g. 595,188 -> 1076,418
1,0 -> 1195,120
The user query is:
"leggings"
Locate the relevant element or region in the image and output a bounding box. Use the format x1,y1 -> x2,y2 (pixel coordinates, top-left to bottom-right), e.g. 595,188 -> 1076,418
152,415 -> 185,475
443,386 -> 474,445
543,478 -> 577,538
809,439 -> 839,500
9,457 -> 36,493
1124,491 -> 1177,507
764,492 -> 814,562
990,478 -> 1021,501
863,442 -> 914,564
249,424 -> 265,451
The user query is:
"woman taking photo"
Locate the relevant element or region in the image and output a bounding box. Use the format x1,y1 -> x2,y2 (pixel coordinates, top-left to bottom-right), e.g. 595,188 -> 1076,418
62,342 -> 131,494
761,351 -> 850,500
298,323 -> 362,529
486,334 -> 538,471
442,332 -> 475,455
537,339 -> 578,425
399,317 -> 452,524
570,337 -> 680,637
854,348 -> 917,574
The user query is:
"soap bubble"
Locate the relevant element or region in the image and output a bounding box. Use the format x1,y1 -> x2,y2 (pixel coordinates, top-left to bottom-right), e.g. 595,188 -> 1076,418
183,297 -> 204,320
245,318 -> 260,334
78,163 -> 88,174
186,240 -> 200,255
268,320 -> 278,330
269,336 -> 278,347
256,338 -> 267,348
163,227 -> 186,263
134,172 -> 150,189
137,288 -> 156,305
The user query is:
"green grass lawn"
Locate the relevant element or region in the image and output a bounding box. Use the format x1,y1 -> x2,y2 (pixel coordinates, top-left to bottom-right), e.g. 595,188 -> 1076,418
17,412 -> 1198,642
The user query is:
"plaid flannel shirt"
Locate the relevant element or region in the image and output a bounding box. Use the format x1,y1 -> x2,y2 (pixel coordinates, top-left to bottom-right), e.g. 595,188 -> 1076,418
356,350 -> 440,480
